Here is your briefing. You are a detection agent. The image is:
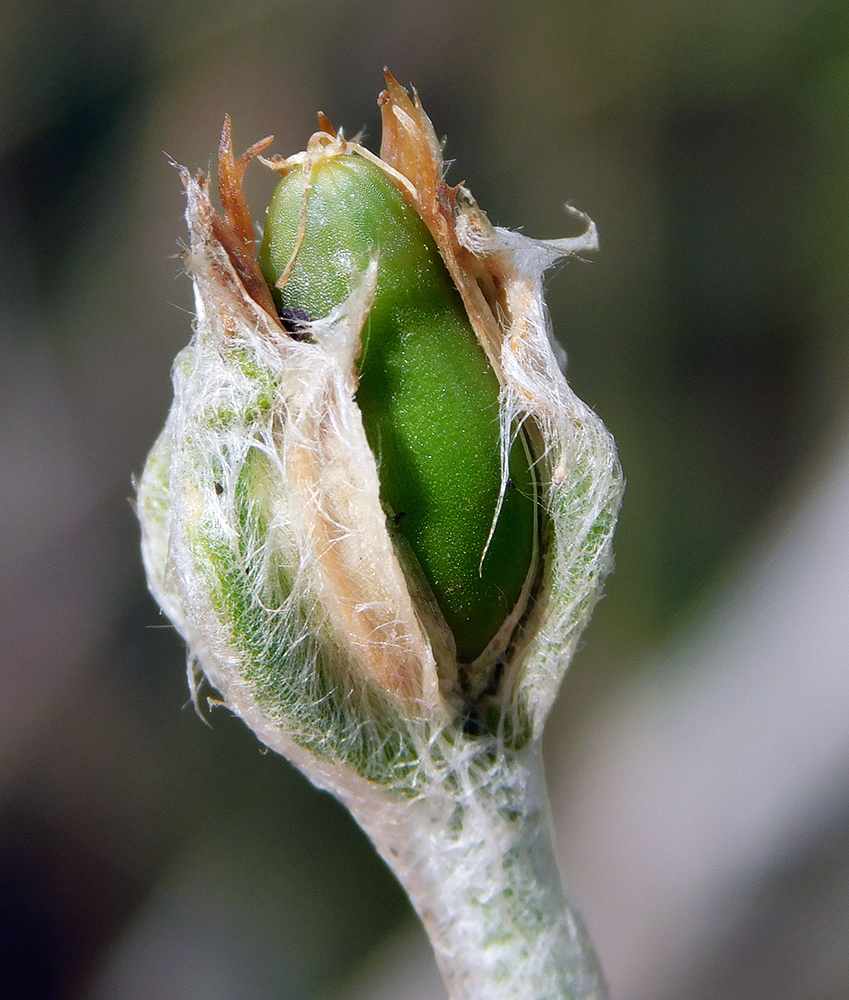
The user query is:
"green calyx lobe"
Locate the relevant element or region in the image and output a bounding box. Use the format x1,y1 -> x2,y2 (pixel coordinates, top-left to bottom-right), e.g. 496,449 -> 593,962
258,154 -> 536,665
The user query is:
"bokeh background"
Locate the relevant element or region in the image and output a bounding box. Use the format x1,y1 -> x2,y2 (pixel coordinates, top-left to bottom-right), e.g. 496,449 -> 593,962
2,1 -> 848,998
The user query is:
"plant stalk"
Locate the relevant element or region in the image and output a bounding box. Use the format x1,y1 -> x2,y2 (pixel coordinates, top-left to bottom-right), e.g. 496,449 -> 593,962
338,740 -> 608,1000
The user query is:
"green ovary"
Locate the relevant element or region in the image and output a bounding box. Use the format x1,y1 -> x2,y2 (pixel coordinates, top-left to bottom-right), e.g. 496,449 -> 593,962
258,155 -> 535,664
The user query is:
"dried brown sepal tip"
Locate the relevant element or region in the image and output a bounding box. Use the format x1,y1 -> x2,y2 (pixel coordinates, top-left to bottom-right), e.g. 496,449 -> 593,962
207,115 -> 278,321
316,111 -> 336,136
377,72 -> 508,379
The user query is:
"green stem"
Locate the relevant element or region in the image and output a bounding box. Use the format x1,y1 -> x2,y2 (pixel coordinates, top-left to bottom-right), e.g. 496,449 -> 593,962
338,741 -> 608,1000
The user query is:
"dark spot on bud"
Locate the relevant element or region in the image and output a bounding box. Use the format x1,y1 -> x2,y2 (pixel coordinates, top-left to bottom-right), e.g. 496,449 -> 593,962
506,478 -> 516,489
278,306 -> 313,341
460,704 -> 484,737
481,654 -> 507,699
214,482 -> 224,495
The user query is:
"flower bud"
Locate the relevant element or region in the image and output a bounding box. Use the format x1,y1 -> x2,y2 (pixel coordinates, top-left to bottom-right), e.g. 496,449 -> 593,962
138,73 -> 622,1000
258,148 -> 539,670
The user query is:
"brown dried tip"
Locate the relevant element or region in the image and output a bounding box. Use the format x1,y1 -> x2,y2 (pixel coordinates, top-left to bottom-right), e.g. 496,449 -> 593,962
377,71 -> 505,376
316,111 -> 336,136
218,115 -> 274,251
212,116 -> 279,320
378,71 -> 444,217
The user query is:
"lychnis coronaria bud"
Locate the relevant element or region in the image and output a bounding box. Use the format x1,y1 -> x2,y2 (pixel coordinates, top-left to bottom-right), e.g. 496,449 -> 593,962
138,73 -> 622,1000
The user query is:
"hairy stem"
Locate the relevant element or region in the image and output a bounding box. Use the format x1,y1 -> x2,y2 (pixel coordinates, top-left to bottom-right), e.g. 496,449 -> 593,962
339,741 -> 608,1000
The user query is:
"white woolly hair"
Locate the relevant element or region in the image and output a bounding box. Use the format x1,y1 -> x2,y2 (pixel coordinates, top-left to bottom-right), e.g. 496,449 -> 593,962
140,170 -> 453,786
477,214 -> 623,737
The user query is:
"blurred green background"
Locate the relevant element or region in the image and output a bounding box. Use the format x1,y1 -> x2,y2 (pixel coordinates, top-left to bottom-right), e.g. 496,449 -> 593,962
2,1 -> 848,998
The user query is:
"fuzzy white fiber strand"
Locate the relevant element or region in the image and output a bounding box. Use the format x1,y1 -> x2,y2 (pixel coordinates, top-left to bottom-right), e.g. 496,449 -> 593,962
456,210 -> 622,736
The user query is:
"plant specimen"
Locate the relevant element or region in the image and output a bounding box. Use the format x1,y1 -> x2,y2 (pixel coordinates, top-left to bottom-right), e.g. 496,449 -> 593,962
137,72 -> 622,1000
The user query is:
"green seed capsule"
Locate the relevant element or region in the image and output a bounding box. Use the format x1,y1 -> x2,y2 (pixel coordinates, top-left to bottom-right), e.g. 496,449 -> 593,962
259,155 -> 536,663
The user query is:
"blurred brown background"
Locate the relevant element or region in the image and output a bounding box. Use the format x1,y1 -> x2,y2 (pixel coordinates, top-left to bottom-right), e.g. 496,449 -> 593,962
1,1 -> 848,998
